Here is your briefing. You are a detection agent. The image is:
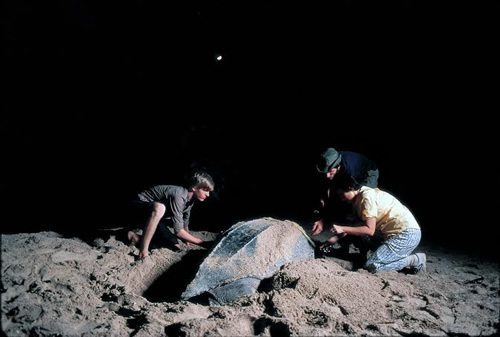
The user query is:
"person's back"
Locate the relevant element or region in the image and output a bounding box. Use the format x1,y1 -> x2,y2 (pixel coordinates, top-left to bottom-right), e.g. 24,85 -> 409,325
337,151 -> 378,188
138,185 -> 188,204
352,186 -> 420,239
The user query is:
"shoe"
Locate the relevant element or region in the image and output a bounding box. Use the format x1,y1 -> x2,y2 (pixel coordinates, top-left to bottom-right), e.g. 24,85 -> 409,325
411,253 -> 426,274
417,253 -> 426,272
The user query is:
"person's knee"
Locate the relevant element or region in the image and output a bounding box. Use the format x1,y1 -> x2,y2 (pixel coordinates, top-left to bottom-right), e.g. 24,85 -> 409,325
364,255 -> 383,273
151,202 -> 166,218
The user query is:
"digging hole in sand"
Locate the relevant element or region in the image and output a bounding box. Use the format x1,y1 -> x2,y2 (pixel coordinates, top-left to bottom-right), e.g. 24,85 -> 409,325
142,249 -> 209,303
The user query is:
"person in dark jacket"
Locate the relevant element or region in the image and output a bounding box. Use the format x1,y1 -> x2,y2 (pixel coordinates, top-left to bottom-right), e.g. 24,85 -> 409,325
311,147 -> 379,237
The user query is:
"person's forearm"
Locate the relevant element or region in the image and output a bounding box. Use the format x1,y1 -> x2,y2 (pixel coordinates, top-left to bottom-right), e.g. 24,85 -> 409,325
334,218 -> 376,237
342,225 -> 373,236
176,228 -> 203,245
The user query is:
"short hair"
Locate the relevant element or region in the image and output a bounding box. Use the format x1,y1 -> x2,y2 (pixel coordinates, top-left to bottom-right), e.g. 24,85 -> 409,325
336,175 -> 361,192
187,170 -> 215,191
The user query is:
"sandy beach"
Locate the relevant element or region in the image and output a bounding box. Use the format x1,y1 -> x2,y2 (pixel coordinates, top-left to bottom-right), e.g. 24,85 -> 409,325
2,218 -> 498,336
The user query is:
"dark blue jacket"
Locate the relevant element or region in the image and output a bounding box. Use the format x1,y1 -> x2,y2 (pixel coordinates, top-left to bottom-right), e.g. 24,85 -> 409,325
338,151 -> 379,188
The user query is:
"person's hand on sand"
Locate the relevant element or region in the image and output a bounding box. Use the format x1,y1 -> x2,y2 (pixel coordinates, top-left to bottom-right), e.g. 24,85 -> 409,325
138,249 -> 149,259
198,240 -> 214,250
311,219 -> 324,235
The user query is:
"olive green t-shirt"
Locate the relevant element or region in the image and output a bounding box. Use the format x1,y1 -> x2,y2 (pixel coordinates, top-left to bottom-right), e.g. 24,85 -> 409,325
137,185 -> 194,231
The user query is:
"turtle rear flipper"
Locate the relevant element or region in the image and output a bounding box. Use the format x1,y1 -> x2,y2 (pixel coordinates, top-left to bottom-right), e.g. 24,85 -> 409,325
207,277 -> 261,305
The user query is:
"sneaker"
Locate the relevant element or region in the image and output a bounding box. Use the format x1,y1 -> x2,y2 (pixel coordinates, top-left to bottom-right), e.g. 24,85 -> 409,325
413,253 -> 427,273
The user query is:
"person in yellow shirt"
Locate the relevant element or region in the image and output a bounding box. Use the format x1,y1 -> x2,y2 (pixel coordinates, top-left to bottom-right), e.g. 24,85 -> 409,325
322,180 -> 426,273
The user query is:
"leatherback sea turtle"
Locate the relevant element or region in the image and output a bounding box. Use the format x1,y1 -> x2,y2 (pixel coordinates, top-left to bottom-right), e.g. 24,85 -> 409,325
181,217 -> 315,305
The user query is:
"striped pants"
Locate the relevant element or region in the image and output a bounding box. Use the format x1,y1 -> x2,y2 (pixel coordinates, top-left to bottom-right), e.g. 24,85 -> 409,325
365,228 -> 421,273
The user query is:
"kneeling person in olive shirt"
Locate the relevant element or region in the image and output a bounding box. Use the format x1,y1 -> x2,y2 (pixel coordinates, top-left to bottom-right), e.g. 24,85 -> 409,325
128,170 -> 215,259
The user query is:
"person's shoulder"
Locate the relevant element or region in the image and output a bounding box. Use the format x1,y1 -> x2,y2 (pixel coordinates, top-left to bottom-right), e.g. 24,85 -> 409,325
339,151 -> 363,165
169,185 -> 189,196
340,151 -> 362,159
341,150 -> 368,158
360,186 -> 377,198
377,188 -> 398,201
341,151 -> 376,167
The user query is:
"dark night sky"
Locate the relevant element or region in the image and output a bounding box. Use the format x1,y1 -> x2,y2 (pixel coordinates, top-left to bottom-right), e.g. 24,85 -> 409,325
2,1 -> 497,253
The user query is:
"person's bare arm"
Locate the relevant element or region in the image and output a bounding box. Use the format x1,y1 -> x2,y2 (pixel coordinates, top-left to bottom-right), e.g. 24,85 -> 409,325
175,228 -> 204,245
332,217 -> 376,237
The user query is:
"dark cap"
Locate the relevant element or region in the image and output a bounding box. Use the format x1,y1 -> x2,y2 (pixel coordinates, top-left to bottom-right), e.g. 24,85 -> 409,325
316,148 -> 342,173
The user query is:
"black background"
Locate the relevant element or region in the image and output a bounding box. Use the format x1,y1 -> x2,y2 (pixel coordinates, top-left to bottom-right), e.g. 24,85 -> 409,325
2,1 -> 497,254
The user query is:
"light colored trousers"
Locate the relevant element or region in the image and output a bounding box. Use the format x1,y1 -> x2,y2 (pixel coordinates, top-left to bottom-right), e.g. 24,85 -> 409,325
365,228 -> 421,272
